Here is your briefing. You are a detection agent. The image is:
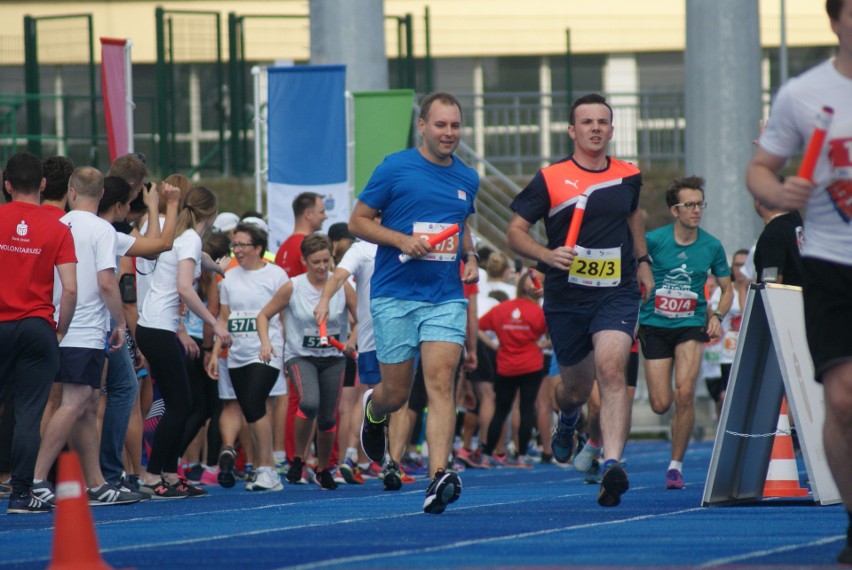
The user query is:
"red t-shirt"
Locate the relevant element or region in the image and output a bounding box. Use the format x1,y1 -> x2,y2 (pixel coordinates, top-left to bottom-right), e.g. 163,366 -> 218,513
274,233 -> 306,278
0,201 -> 76,327
479,298 -> 547,377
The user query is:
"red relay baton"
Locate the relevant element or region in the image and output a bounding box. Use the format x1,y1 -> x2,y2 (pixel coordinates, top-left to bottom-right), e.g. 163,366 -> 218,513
797,106 -> 833,182
318,320 -> 329,348
398,223 -> 461,264
527,268 -> 542,289
329,337 -> 357,359
564,194 -> 588,249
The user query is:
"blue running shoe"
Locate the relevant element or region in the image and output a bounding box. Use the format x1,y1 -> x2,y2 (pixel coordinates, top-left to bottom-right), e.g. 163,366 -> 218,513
551,413 -> 577,463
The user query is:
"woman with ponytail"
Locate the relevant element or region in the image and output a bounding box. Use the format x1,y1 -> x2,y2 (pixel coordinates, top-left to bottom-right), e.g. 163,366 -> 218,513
135,186 -> 232,498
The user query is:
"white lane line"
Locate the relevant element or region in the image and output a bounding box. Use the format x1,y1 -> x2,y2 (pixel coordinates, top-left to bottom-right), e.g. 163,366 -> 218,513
698,535 -> 845,567
284,506 -> 704,570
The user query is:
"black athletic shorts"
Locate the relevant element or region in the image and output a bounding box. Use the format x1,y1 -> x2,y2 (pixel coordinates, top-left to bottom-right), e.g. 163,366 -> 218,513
638,324 -> 709,360
58,347 -> 106,389
802,257 -> 852,381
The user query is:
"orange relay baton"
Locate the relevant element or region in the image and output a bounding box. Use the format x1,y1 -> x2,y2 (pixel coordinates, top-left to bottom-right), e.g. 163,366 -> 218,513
329,337 -> 357,359
319,320 -> 329,347
398,223 -> 461,264
564,194 -> 588,249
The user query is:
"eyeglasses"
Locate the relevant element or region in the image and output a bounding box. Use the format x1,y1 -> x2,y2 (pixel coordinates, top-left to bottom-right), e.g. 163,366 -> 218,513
230,242 -> 257,249
673,201 -> 707,211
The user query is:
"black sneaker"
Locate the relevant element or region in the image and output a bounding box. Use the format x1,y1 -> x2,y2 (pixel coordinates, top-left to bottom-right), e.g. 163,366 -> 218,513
31,481 -> 56,507
87,483 -> 143,506
147,478 -> 188,500
217,446 -> 237,488
174,477 -> 207,498
423,469 -> 462,515
316,468 -> 338,490
597,462 -> 629,507
838,543 -> 852,565
360,389 -> 387,463
7,491 -> 52,514
383,460 -> 403,491
184,464 -> 204,485
286,457 -> 305,485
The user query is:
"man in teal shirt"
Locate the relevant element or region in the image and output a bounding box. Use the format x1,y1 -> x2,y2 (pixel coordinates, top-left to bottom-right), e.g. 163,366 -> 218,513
638,175 -> 732,490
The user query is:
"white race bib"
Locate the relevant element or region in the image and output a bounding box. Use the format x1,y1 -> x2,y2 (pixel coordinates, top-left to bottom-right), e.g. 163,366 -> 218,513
412,222 -> 459,262
654,288 -> 698,318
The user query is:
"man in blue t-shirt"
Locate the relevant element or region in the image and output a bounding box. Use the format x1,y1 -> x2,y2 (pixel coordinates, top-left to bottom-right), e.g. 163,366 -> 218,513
350,92 -> 479,515
637,175 -> 732,491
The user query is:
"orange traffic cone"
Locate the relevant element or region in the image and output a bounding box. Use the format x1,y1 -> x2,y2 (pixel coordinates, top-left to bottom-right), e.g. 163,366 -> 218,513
48,451 -> 113,570
763,398 -> 809,498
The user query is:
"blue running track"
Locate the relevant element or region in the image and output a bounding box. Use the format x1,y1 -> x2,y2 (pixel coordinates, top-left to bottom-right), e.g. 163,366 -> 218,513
0,440 -> 845,568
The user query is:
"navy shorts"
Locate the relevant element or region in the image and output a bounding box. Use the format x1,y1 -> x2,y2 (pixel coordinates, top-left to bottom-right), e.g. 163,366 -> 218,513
638,325 -> 709,360
58,347 -> 106,389
545,285 -> 640,367
356,351 -> 381,386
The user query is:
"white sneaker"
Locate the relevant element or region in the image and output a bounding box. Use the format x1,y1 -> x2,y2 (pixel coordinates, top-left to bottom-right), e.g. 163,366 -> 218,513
246,467 -> 283,492
573,440 -> 601,472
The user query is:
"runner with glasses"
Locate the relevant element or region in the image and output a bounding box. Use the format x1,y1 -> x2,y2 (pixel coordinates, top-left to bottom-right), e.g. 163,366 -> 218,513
637,175 -> 732,490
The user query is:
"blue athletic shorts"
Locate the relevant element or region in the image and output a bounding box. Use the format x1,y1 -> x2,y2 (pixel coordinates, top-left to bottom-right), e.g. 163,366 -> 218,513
545,285 -> 640,367
371,297 -> 467,364
357,350 -> 381,385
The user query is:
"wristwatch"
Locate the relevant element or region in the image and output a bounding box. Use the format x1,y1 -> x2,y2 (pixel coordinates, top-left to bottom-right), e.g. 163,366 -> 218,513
464,251 -> 480,263
637,254 -> 653,266
712,311 -> 724,322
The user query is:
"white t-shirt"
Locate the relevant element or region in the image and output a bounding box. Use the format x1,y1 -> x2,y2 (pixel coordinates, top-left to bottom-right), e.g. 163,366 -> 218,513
336,240 -> 377,352
138,228 -> 201,332
760,58 -> 852,267
135,215 -> 164,313
60,210 -> 117,349
284,273 -> 348,361
220,262 -> 289,369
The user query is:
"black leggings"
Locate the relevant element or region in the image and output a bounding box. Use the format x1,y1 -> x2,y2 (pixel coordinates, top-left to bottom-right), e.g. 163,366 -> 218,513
136,325 -> 193,475
229,363 -> 279,423
179,337 -> 223,462
482,369 -> 544,457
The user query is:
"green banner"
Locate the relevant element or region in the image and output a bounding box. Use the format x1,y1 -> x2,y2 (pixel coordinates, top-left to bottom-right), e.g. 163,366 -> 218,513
353,89 -> 414,196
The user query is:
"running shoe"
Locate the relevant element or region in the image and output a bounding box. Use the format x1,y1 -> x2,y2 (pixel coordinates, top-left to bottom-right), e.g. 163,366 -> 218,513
551,413 -> 577,463
286,457 -> 305,485
87,483 -> 143,506
493,454 -> 533,469
7,491 -> 52,514
573,440 -> 601,473
455,447 -> 485,469
317,468 -> 338,490
217,446 -> 238,488
329,466 -> 346,485
360,461 -> 383,479
401,455 -> 429,478
31,481 -> 56,506
597,461 -> 629,507
838,543 -> 852,565
246,467 -> 283,492
147,478 -> 188,500
184,463 -> 204,485
423,469 -> 462,515
339,458 -> 365,484
383,460 -> 403,491
200,466 -> 219,486
274,459 -> 289,476
360,389 -> 388,463
584,459 -> 601,484
665,468 -> 685,490
175,477 -> 208,498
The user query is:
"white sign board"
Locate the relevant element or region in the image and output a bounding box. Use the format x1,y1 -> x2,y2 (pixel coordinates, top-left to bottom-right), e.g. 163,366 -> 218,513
702,283 -> 840,506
